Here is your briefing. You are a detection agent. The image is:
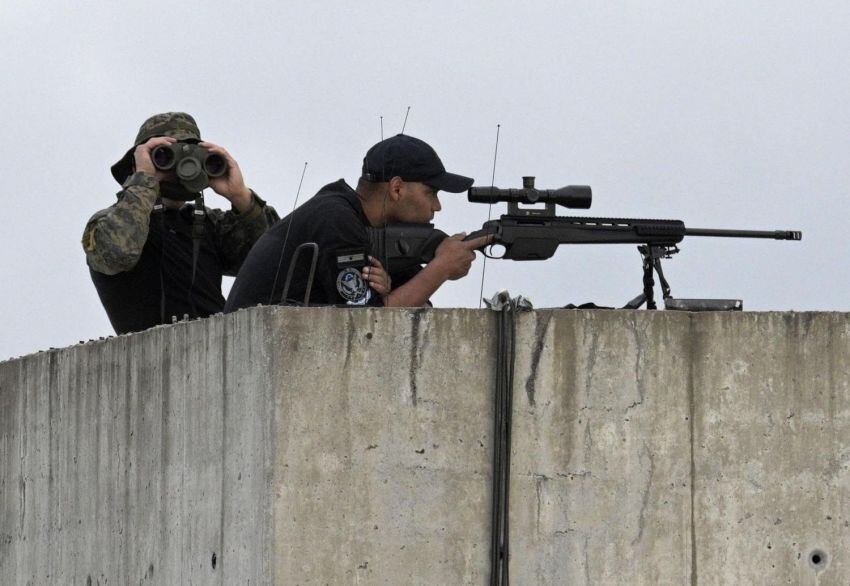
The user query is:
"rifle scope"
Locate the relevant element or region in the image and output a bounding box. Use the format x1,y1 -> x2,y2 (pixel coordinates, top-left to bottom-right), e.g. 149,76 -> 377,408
468,176 -> 591,209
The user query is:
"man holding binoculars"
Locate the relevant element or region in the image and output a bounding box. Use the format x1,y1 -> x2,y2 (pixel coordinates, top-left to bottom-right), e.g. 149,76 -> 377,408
82,112 -> 278,335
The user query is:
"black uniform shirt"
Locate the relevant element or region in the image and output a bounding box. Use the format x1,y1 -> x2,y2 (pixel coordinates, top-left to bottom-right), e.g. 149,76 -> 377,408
226,180 -> 388,311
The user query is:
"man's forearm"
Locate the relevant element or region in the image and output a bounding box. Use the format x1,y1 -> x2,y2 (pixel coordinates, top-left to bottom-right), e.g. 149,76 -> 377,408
384,261 -> 449,307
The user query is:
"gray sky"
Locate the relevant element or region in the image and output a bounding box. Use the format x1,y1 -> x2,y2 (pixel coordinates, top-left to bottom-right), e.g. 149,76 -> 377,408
1,0 -> 848,361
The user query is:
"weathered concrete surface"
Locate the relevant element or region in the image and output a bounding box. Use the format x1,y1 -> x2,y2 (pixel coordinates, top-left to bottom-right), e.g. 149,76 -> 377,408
1,308 -> 848,584
690,313 -> 850,585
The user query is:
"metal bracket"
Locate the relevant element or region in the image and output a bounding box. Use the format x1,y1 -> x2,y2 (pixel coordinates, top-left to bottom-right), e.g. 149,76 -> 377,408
279,242 -> 319,306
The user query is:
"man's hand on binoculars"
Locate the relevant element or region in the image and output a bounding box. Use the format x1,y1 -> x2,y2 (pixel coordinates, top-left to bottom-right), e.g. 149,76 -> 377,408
134,136 -> 177,182
200,141 -> 254,213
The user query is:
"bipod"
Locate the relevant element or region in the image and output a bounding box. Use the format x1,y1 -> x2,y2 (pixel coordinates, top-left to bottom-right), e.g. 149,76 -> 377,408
623,244 -> 678,310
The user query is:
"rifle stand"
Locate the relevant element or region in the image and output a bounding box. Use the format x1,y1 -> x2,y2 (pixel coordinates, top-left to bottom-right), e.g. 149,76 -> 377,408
622,245 -> 676,310
622,245 -> 742,311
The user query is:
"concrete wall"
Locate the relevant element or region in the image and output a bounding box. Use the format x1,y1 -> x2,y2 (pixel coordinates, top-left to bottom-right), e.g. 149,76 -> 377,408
1,308 -> 848,584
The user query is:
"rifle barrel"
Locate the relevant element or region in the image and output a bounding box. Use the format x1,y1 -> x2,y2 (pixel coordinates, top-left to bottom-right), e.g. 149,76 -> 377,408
685,228 -> 801,240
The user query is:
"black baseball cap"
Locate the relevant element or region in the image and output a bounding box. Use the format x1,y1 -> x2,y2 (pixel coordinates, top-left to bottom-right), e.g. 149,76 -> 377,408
361,134 -> 474,193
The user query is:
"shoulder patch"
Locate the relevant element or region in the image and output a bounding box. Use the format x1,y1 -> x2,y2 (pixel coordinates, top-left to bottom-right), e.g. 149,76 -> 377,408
336,267 -> 372,305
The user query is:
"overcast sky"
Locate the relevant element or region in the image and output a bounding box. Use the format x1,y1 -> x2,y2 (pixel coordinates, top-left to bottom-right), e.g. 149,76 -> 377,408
1,1 -> 848,360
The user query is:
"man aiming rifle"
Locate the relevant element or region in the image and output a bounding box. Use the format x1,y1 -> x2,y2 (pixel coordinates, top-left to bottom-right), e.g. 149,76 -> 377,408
369,176 -> 801,309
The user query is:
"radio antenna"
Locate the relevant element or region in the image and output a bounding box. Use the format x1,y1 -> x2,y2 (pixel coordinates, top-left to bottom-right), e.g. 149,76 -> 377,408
268,161 -> 308,304
380,115 -> 384,140
401,106 -> 411,134
478,124 -> 501,308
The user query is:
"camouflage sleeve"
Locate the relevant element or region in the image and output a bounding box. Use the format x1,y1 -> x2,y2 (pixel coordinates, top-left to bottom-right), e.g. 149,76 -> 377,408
208,191 -> 280,276
81,172 -> 159,275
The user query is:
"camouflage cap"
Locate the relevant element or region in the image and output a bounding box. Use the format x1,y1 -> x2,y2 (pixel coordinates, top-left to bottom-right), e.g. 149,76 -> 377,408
134,112 -> 201,145
111,112 -> 203,184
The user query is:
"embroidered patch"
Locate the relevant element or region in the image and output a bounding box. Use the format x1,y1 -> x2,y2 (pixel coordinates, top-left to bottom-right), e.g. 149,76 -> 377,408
336,267 -> 371,305
336,248 -> 367,268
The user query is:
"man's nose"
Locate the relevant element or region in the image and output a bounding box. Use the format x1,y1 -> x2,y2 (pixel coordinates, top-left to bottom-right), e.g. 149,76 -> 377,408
433,196 -> 442,212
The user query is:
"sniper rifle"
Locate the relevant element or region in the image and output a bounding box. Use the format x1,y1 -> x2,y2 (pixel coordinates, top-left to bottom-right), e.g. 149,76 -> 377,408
367,177 -> 801,310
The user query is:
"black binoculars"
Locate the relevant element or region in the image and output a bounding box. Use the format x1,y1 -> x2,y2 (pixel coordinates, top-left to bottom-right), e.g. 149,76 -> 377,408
151,142 -> 228,192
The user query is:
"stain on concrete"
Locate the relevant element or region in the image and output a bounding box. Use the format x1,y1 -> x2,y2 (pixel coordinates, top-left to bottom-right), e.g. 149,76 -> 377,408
555,315 -> 581,477
18,472 -> 25,538
18,363 -> 28,539
218,322 -> 229,582
628,314 -> 647,413
581,323 -> 599,400
408,309 -> 427,406
631,442 -> 655,546
525,312 -> 553,406
687,313 -> 698,586
582,413 -> 595,474
344,312 -> 355,370
533,473 -> 548,535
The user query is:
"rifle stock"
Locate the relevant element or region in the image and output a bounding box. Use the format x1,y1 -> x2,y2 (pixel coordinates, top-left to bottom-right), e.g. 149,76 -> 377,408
367,223 -> 449,273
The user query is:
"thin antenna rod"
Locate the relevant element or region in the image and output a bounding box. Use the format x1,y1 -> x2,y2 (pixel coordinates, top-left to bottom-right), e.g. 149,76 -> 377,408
380,116 -> 384,140
401,106 -> 411,133
487,125 -> 501,220
478,124 -> 501,309
269,162 -> 308,304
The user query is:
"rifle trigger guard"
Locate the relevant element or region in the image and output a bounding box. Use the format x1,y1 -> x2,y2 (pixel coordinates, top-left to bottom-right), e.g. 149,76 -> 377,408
482,243 -> 506,260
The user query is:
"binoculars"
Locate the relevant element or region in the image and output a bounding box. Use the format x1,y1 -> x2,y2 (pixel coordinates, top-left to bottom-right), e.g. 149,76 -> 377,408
151,142 -> 228,192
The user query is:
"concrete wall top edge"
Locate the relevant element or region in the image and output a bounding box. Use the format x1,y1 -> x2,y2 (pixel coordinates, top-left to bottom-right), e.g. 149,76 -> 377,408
2,305 -> 848,365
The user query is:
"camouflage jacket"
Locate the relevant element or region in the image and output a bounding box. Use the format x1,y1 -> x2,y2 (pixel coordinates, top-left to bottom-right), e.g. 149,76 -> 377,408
82,171 -> 279,276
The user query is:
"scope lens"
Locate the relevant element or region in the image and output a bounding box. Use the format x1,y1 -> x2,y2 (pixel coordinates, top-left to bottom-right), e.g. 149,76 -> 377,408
151,145 -> 176,170
204,154 -> 228,177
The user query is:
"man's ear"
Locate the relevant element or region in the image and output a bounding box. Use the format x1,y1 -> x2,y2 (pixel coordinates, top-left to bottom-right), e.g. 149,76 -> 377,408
387,176 -> 405,202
